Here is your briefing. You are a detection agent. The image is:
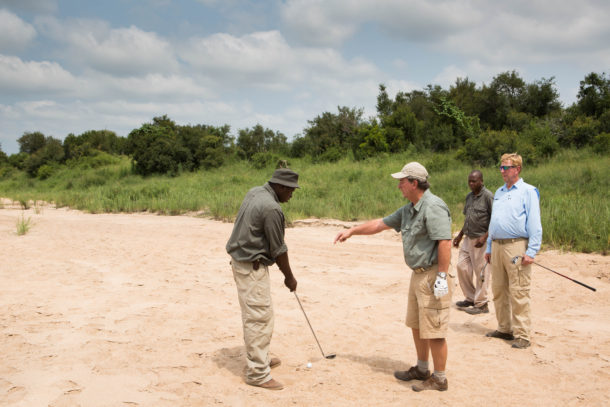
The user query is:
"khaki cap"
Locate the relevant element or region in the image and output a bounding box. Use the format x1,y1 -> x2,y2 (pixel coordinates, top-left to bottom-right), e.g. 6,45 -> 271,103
391,162 -> 428,181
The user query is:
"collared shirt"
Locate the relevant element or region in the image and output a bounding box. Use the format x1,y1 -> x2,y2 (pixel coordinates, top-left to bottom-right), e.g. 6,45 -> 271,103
463,186 -> 493,237
486,178 -> 542,258
383,189 -> 452,269
226,182 -> 288,266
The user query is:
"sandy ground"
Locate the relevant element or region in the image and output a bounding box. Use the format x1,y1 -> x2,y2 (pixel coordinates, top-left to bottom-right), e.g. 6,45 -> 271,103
1,199 -> 609,407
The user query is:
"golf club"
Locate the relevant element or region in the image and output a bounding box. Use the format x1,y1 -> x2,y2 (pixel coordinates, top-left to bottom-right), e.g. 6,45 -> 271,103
480,260 -> 489,283
293,292 -> 336,359
511,255 -> 596,292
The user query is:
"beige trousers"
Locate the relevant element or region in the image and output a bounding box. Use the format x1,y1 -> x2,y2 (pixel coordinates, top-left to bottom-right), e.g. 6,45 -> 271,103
457,236 -> 491,307
232,260 -> 274,385
490,239 -> 532,341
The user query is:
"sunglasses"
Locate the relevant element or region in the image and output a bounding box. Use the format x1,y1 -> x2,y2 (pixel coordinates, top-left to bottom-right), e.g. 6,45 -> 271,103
499,165 -> 516,171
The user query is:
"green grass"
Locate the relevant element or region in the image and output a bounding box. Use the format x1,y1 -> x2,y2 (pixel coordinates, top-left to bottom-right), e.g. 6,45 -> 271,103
0,149 -> 608,253
16,213 -> 32,236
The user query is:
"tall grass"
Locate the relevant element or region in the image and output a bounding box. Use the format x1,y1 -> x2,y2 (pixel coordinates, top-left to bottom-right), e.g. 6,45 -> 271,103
0,150 -> 607,253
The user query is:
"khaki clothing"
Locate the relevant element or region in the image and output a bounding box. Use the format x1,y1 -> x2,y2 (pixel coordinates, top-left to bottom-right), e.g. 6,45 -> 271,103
462,186 -> 493,238
491,238 -> 532,341
383,189 -> 453,339
226,183 -> 287,266
232,260 -> 274,385
456,236 -> 490,307
383,190 -> 452,269
406,264 -> 455,339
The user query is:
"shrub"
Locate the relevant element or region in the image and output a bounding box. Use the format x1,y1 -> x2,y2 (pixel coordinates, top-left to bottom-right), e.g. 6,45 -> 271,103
592,132 -> 610,154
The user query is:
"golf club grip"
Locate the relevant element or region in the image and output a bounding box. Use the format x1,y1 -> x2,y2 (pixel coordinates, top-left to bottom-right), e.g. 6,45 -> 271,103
570,278 -> 596,292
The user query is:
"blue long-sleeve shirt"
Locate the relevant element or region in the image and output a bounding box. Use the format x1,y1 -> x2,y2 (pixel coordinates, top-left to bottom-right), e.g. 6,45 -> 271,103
486,178 -> 542,258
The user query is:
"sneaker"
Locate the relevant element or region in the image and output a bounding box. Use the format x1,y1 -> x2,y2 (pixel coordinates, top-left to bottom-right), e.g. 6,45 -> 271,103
512,338 -> 531,349
394,366 -> 431,382
412,375 -> 448,392
486,330 -> 515,340
270,357 -> 281,369
455,299 -> 474,307
464,303 -> 489,315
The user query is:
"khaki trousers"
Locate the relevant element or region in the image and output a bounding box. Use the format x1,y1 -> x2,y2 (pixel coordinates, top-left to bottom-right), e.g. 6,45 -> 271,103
490,239 -> 532,341
457,236 -> 491,307
232,260 -> 274,385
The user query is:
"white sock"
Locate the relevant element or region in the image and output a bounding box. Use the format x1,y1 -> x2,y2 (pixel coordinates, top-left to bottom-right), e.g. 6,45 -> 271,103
417,360 -> 429,373
434,370 -> 446,381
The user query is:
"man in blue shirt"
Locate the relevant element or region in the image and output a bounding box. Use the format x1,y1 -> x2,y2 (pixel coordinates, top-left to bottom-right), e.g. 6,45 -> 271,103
484,153 -> 542,349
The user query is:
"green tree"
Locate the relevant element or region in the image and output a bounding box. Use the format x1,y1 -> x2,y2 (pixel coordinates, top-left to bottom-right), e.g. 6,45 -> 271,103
302,106 -> 363,158
236,124 -> 287,160
576,72 -> 610,118
18,131 -> 46,154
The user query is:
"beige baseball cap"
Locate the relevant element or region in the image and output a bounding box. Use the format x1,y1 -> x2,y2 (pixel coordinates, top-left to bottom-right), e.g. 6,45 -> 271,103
391,162 -> 428,181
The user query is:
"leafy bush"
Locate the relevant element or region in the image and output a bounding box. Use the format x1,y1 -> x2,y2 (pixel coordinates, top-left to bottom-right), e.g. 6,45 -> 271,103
592,132 -> 610,154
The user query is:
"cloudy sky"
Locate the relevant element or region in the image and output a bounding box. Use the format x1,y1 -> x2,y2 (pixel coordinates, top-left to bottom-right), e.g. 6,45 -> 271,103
1,0 -> 609,154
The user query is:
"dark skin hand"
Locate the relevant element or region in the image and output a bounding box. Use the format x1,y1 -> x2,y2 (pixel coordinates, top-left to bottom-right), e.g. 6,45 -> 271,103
275,251 -> 297,291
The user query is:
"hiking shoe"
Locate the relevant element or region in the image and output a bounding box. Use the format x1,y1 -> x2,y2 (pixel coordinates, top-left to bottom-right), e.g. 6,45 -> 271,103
249,378 -> 284,390
464,303 -> 489,315
456,300 -> 474,307
512,338 -> 531,349
486,330 -> 515,340
394,366 -> 431,382
412,375 -> 448,392
270,357 -> 281,369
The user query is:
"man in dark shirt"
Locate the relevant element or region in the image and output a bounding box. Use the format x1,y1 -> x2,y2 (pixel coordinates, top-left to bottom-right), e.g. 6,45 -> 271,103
226,168 -> 299,390
453,170 -> 493,314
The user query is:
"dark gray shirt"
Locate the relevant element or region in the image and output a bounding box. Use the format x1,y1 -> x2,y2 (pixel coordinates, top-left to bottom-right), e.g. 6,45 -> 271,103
462,186 -> 493,238
383,190 -> 452,269
226,183 -> 288,266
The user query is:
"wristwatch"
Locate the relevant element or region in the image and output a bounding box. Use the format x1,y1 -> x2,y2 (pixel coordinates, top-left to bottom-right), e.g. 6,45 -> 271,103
437,272 -> 447,279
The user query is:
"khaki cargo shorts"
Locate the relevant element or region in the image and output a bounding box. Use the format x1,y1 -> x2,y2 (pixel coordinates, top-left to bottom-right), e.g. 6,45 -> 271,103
406,264 -> 454,339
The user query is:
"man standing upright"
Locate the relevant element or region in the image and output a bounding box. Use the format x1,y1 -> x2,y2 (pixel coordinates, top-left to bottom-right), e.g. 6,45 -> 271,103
334,162 -> 453,392
226,168 -> 300,390
485,153 -> 542,349
453,170 -> 493,315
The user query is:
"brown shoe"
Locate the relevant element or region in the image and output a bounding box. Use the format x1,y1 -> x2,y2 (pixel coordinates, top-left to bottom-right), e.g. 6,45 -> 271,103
512,338 -> 531,349
394,366 -> 431,382
464,303 -> 489,315
270,357 -> 281,369
251,378 -> 284,390
412,375 -> 448,392
486,330 -> 515,340
456,299 -> 474,307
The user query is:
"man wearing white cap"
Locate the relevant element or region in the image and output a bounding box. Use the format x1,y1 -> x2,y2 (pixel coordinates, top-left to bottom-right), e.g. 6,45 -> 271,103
334,162 -> 453,392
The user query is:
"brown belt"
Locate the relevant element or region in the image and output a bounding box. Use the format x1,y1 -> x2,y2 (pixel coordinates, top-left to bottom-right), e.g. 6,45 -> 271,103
253,259 -> 261,270
493,238 -> 527,244
413,265 -> 434,273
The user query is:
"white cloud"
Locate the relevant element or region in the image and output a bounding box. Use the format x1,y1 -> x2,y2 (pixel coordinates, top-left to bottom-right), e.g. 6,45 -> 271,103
0,55 -> 79,95
36,17 -> 179,76
0,9 -> 37,52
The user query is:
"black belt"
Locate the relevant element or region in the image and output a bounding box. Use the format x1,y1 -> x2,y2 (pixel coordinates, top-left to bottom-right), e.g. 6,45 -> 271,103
253,259 -> 261,270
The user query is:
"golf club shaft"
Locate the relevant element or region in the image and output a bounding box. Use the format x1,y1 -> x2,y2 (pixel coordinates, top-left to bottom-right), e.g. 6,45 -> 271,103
293,291 -> 327,357
532,261 -> 597,292
514,255 -> 596,292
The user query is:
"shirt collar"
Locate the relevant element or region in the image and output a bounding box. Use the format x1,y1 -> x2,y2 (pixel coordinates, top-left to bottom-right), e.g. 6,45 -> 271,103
502,178 -> 523,191
264,182 -> 280,203
411,189 -> 430,212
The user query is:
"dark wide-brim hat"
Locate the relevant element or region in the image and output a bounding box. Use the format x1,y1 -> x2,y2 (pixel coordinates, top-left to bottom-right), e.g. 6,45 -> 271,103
269,168 -> 299,188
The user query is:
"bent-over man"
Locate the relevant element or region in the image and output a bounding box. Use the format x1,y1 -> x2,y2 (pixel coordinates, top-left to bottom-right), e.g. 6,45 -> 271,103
226,168 -> 299,390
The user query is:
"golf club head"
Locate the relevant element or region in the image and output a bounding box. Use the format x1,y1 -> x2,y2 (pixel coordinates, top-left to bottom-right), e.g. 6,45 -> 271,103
511,255 -> 521,264
325,353 -> 336,359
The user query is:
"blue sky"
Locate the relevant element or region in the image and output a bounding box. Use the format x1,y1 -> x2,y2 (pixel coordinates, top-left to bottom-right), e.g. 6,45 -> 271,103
1,0 -> 609,154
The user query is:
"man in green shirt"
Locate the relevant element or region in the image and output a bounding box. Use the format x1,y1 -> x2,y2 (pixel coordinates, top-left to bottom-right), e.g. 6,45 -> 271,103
226,168 -> 299,391
334,162 -> 453,392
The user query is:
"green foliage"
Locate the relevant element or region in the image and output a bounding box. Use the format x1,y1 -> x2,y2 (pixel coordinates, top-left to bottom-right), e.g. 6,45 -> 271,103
18,131 -> 46,154
16,213 -> 32,236
236,124 -> 287,160
251,152 -> 280,169
576,72 -> 610,118
592,132 -> 610,154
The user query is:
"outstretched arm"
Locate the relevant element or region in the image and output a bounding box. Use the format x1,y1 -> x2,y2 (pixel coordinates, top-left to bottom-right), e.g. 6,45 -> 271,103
334,218 -> 390,244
